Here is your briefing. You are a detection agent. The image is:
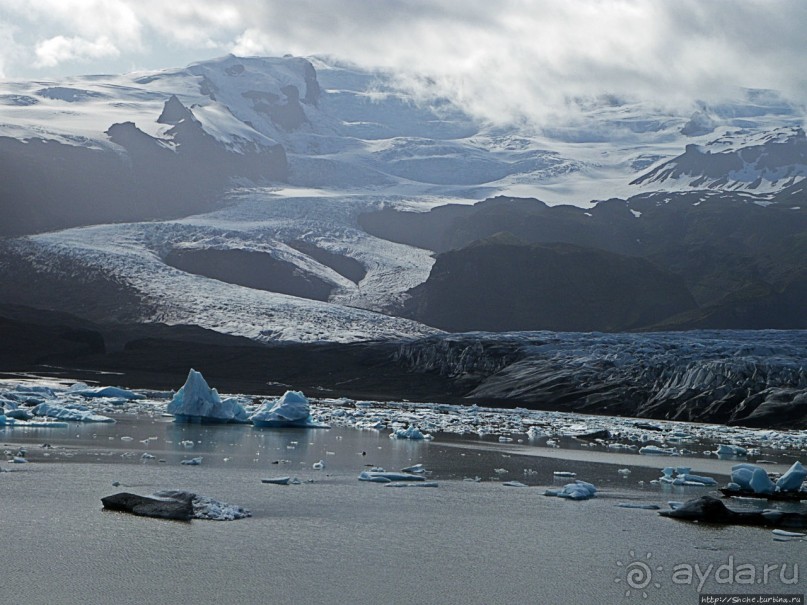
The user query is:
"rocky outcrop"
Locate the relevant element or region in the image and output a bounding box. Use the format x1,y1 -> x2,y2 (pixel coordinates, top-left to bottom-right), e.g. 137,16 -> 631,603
660,496 -> 807,528
101,492 -> 194,521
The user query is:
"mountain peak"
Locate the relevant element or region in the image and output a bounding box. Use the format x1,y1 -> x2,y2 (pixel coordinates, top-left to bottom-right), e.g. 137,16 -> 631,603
157,94 -> 195,125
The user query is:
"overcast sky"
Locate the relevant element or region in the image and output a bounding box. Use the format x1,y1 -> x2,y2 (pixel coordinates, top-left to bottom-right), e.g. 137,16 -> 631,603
1,0 -> 805,124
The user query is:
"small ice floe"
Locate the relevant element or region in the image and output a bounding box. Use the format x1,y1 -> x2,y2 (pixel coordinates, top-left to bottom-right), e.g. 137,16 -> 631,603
385,482 -> 439,488
120,436 -> 134,442
616,503 -> 660,510
180,440 -> 194,448
180,457 -> 203,466
659,467 -> 717,486
312,460 -> 325,470
503,481 -> 528,488
545,439 -> 559,448
68,384 -> 145,400
11,456 -> 27,463
401,464 -> 427,474
553,471 -> 576,478
545,480 -> 597,500
667,501 -> 684,510
618,468 -> 632,477
153,491 -> 251,521
167,369 -> 248,424
358,470 -> 425,483
772,529 -> 805,542
250,390 -> 328,428
261,477 -> 291,485
141,453 -> 155,461
639,445 -> 679,456
498,436 -> 514,443
32,402 -> 115,423
493,468 -> 508,475
463,476 -> 482,482
389,426 -> 433,440
715,444 -> 747,458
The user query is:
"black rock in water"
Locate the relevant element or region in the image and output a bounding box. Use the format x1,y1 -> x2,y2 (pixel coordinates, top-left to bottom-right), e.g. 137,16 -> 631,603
659,496 -> 807,529
101,492 -> 194,521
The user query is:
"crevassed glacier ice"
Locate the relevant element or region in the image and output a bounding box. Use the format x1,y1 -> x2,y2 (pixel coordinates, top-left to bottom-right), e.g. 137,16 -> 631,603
250,390 -> 327,428
167,369 -> 248,424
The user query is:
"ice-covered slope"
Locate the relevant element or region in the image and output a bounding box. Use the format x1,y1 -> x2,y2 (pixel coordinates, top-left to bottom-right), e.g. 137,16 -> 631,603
0,188 -> 439,342
1,55 -> 805,342
632,126 -> 807,193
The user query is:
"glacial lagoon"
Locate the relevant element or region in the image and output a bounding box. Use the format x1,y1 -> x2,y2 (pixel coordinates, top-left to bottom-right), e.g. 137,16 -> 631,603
2,379 -> 806,604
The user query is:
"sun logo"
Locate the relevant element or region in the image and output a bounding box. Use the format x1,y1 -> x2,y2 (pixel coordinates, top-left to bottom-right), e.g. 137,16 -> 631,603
615,550 -> 663,599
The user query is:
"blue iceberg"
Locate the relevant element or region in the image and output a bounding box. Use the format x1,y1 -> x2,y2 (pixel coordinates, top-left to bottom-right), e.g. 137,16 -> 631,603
167,369 -> 248,424
776,461 -> 806,493
250,391 -> 327,428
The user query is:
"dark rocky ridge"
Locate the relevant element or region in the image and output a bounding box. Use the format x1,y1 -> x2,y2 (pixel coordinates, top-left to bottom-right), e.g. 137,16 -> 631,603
361,192 -> 806,331
402,238 -> 697,332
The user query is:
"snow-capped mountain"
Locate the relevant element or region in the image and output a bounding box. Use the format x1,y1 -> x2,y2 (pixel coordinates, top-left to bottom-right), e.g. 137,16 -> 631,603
632,126 -> 807,193
0,54 -> 805,344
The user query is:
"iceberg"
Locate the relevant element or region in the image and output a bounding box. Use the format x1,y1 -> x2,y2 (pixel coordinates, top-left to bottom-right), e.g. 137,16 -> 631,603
775,461 -> 806,493
249,390 -> 327,428
68,384 -> 145,400
389,426 -> 433,440
358,470 -> 426,482
729,463 -> 776,494
545,480 -> 597,500
715,444 -> 747,458
32,402 -> 115,423
167,369 -> 248,424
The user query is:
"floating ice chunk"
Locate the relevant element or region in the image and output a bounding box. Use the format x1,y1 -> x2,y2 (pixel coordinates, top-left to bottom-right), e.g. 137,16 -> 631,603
503,481 -> 528,487
401,464 -> 426,474
180,440 -> 194,448
180,457 -> 203,465
68,385 -> 145,400
250,390 -> 327,428
312,460 -> 325,470
618,468 -> 632,476
261,477 -> 291,485
750,467 -> 776,494
678,474 -> 717,486
358,471 -> 425,482
772,529 -> 806,539
167,369 -> 248,424
389,426 -> 433,440
640,445 -> 678,456
11,456 -> 27,463
385,482 -> 439,488
141,453 -> 155,461
32,402 -> 115,423
715,444 -> 747,458
775,461 -> 806,493
545,480 -> 597,500
553,471 -> 576,478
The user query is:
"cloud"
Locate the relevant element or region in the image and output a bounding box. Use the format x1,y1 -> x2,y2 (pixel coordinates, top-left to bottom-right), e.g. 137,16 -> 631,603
34,35 -> 120,68
1,0 -> 805,124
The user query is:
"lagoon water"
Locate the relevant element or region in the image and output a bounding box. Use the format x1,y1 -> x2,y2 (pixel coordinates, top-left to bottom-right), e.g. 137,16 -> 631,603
2,416 -> 805,605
